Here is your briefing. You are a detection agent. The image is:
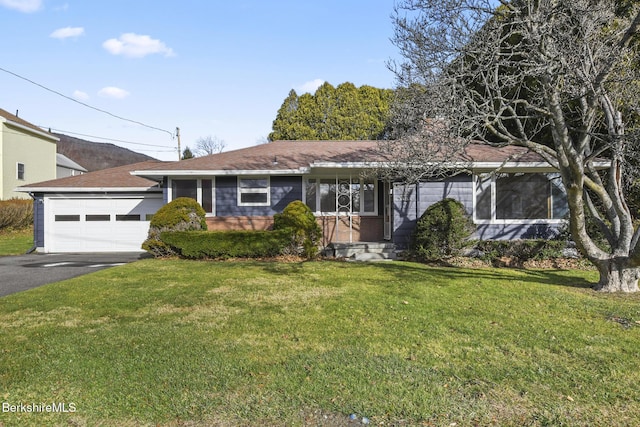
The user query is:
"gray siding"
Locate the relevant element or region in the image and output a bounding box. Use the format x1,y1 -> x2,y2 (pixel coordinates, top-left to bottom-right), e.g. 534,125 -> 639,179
391,174 -> 559,247
393,175 -> 473,248
34,195 -> 45,249
215,176 -> 303,216
475,224 -> 562,240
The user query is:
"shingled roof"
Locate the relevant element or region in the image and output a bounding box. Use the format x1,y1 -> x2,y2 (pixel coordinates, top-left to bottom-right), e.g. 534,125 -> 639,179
18,160 -> 164,192
131,140 -> 548,177
18,141 -> 554,192
0,108 -> 58,141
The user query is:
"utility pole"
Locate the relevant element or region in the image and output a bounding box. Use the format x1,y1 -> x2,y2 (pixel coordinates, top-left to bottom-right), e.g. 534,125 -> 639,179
176,127 -> 181,161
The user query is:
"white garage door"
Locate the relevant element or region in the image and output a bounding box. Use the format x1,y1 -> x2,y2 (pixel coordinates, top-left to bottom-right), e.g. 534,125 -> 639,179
45,196 -> 164,252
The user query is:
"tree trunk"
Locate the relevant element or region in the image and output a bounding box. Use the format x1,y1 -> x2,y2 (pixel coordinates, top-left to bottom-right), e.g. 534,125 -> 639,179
594,259 -> 640,293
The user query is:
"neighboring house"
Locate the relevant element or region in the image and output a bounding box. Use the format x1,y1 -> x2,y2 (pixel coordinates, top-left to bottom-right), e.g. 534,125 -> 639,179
0,108 -> 58,200
19,140 -> 575,253
56,153 -> 88,178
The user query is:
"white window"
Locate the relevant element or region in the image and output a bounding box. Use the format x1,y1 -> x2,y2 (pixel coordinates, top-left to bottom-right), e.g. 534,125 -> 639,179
169,178 -> 216,214
17,162 -> 25,180
474,172 -> 568,223
238,176 -> 270,206
305,177 -> 377,215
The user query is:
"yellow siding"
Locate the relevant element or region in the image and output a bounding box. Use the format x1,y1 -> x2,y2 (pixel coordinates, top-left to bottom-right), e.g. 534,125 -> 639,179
1,121 -> 57,200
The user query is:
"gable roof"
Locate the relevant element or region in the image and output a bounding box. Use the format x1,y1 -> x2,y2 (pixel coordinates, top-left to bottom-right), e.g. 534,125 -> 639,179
131,140 -> 550,178
17,160 -> 165,193
133,140 -> 388,176
0,108 -> 59,142
56,153 -> 88,172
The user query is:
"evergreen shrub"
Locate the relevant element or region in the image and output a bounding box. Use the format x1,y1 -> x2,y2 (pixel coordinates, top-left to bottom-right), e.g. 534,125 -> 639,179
273,200 -> 322,258
411,198 -> 475,261
142,197 -> 207,257
473,239 -> 568,263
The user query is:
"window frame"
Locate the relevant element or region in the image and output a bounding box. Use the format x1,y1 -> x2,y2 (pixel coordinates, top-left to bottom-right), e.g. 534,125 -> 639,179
304,176 -> 378,216
17,162 -> 25,180
237,176 -> 271,207
473,171 -> 567,224
168,178 -> 216,215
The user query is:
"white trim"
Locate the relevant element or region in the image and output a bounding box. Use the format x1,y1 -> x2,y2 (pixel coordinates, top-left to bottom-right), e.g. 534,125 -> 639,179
168,177 -> 216,214
474,219 -> 567,225
237,176 -> 270,207
131,160 -> 610,178
42,194 -> 163,200
303,175 -> 379,216
2,119 -> 59,142
473,171 -> 568,224
16,186 -> 161,193
131,168 -> 308,177
16,162 -> 25,180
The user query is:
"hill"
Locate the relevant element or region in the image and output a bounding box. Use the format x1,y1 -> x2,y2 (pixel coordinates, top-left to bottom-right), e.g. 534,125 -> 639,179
54,133 -> 155,172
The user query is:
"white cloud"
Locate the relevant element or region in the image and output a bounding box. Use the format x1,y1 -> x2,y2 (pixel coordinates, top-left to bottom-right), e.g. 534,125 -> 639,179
72,90 -> 89,101
50,26 -> 84,39
297,79 -> 325,94
98,87 -> 130,99
0,0 -> 41,12
102,33 -> 175,58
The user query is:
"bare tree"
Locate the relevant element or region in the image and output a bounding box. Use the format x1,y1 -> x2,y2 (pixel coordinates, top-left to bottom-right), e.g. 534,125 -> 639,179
194,135 -> 226,156
390,0 -> 640,292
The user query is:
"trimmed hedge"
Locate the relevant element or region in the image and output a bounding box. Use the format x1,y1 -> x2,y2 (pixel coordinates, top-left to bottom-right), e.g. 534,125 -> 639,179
0,199 -> 33,230
160,230 -> 292,259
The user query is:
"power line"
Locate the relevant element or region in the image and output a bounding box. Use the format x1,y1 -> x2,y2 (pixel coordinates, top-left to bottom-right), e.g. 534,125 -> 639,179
46,127 -> 174,149
2,128 -> 176,154
0,66 -> 175,138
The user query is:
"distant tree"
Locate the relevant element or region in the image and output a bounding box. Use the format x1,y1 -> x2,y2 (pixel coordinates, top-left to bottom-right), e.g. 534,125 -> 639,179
255,136 -> 270,145
181,147 -> 194,160
269,82 -> 394,141
194,135 -> 226,156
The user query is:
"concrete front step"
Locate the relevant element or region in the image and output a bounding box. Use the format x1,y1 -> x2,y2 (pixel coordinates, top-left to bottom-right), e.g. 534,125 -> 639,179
327,242 -> 397,261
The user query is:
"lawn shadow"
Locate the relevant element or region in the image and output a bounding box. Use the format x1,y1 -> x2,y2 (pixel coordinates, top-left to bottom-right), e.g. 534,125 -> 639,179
363,261 -> 596,290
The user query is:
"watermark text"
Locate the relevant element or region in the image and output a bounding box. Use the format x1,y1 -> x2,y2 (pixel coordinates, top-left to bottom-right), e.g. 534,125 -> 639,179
2,402 -> 76,413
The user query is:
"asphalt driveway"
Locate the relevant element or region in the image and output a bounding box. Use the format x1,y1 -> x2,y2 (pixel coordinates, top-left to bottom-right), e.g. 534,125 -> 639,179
0,253 -> 149,297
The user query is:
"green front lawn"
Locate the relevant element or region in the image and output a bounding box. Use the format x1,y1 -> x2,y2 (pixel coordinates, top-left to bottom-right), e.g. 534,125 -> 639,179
1,260 -> 639,426
0,227 -> 33,256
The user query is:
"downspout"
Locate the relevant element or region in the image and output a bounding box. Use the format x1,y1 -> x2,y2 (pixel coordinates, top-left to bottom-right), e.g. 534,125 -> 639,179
25,192 -> 38,254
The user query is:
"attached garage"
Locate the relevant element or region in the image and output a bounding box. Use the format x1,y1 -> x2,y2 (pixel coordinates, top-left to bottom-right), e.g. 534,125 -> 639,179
18,160 -> 165,253
44,195 -> 164,252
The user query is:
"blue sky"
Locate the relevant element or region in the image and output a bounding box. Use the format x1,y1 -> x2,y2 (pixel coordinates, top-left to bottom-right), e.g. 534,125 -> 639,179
0,0 -> 399,160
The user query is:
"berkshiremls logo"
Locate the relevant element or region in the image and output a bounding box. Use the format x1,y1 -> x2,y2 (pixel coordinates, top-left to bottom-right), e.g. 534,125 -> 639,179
2,402 -> 77,413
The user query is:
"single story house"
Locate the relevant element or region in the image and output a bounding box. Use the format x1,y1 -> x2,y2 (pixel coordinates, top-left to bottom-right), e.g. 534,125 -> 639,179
18,140 -> 570,253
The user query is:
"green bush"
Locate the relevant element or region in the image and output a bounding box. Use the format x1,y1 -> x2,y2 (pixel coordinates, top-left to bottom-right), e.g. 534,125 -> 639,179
273,200 -> 322,258
0,199 -> 33,230
161,230 -> 291,259
411,198 -> 475,261
142,197 -> 207,257
473,239 -> 569,263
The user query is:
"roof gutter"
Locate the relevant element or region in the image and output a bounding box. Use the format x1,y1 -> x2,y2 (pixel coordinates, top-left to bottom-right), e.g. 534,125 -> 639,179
2,119 -> 59,142
130,168 -> 309,177
15,186 -> 163,193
